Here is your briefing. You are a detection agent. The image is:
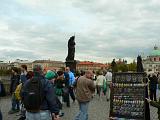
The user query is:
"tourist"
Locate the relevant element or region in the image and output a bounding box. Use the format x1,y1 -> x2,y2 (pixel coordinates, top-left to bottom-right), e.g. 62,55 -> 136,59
149,73 -> 158,101
17,71 -> 34,120
21,65 -> 60,120
20,65 -> 28,84
74,70 -> 95,120
96,71 -> 106,99
105,69 -> 112,101
65,67 -> 76,102
92,71 -> 97,96
8,67 -> 20,114
63,71 -> 70,107
55,71 -> 65,117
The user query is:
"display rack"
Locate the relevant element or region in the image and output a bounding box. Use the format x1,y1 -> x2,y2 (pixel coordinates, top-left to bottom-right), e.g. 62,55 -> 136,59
109,73 -> 146,120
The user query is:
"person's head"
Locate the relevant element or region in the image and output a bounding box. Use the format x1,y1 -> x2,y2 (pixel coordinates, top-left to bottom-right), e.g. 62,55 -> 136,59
33,64 -> 43,76
27,71 -> 34,80
21,64 -> 27,72
11,67 -> 19,75
80,70 -> 85,76
98,71 -> 103,75
57,71 -> 64,79
85,70 -> 93,79
108,69 -> 112,72
65,67 -> 70,73
153,73 -> 157,77
45,70 -> 57,80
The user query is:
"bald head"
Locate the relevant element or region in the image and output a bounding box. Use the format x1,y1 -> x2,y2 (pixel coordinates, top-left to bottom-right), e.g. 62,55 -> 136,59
65,67 -> 70,72
85,70 -> 93,79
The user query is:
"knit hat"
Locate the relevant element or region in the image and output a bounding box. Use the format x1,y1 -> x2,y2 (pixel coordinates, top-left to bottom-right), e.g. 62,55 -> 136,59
45,70 -> 56,80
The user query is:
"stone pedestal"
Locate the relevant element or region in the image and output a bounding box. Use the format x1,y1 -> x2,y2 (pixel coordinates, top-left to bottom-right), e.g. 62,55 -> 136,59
65,60 -> 77,73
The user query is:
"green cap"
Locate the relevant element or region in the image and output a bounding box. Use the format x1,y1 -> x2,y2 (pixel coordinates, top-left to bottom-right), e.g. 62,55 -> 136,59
45,70 -> 56,80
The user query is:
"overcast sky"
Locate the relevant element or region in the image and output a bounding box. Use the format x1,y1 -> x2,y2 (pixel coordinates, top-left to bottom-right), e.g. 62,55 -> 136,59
0,0 -> 159,63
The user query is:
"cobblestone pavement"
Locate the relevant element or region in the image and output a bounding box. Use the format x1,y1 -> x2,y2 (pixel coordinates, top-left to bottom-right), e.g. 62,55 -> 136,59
0,95 -> 159,120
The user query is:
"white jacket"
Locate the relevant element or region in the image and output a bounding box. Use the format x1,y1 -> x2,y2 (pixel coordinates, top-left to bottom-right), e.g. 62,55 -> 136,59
96,75 -> 106,86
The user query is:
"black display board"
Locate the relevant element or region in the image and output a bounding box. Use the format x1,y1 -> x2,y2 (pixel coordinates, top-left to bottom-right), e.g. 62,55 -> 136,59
109,73 -> 146,120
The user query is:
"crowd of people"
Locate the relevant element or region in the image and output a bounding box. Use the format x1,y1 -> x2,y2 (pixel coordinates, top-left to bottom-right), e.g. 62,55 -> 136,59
5,65 -> 77,120
1,63 -> 160,120
0,64 -> 113,120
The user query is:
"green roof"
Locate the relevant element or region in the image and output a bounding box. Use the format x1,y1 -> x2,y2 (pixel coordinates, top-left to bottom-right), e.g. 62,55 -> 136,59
150,49 -> 160,56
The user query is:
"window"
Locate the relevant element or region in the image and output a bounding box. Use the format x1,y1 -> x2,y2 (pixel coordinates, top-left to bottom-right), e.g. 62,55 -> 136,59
154,58 -> 156,61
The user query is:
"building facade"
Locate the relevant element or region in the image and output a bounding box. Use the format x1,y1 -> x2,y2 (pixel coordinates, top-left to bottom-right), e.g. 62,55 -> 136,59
10,60 -> 65,72
76,61 -> 108,71
33,60 -> 65,71
143,46 -> 160,73
0,63 -> 9,70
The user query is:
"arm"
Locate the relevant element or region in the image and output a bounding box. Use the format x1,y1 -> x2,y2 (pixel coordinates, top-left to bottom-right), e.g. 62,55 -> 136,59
146,98 -> 160,109
44,81 -> 60,115
88,80 -> 95,93
70,73 -> 75,85
150,101 -> 160,109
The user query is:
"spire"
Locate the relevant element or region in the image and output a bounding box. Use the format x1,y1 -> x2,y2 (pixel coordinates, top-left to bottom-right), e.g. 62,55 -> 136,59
154,45 -> 158,50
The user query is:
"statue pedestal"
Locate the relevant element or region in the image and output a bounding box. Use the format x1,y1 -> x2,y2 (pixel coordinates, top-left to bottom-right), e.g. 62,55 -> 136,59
65,60 -> 77,73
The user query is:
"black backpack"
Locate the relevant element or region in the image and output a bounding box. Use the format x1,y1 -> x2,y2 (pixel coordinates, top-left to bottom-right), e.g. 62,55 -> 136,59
21,76 -> 44,111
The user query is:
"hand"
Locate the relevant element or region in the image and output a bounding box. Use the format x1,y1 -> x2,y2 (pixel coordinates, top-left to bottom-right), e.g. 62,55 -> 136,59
54,115 -> 60,120
52,113 -> 60,120
145,98 -> 151,103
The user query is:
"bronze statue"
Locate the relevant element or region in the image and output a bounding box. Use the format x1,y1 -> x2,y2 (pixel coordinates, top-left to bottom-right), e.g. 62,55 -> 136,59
66,36 -> 76,61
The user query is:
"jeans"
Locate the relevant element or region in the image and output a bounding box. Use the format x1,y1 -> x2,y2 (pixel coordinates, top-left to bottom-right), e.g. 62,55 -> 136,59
74,102 -> 89,120
69,87 -> 75,101
150,89 -> 157,101
11,94 -> 20,110
0,109 -> 2,120
97,85 -> 103,97
26,110 -> 52,120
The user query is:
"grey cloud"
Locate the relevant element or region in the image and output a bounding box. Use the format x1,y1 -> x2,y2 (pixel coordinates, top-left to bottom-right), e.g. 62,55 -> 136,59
0,0 -> 159,63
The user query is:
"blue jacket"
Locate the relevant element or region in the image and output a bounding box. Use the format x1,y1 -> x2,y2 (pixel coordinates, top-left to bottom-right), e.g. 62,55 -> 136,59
68,71 -> 75,86
20,74 -> 27,84
21,75 -> 60,114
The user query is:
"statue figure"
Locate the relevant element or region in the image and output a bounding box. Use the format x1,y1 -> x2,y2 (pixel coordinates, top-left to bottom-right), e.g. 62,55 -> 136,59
66,36 -> 76,61
137,55 -> 144,72
111,59 -> 118,72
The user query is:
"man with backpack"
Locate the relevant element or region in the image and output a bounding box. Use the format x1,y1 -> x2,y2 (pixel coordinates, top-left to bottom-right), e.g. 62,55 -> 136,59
21,64 -> 60,120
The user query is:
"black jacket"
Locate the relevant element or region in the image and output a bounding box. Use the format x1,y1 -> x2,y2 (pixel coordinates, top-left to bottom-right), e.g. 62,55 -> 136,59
10,74 -> 20,94
149,75 -> 158,91
21,75 -> 60,114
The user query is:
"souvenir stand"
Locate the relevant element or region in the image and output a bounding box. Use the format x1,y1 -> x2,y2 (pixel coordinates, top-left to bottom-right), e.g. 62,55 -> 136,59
109,73 -> 146,120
